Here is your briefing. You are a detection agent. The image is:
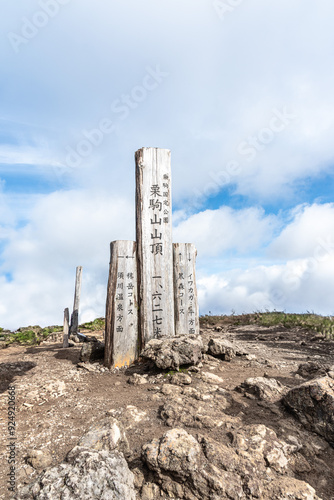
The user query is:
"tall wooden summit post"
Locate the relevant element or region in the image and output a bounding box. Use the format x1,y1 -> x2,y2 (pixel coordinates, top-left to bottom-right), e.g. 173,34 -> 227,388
135,148 -> 175,346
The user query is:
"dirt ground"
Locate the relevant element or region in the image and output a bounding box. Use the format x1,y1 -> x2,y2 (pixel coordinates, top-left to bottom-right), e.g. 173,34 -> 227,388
1,323 -> 334,500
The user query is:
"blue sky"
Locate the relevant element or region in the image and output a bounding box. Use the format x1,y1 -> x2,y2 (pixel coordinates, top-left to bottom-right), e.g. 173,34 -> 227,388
1,0 -> 334,329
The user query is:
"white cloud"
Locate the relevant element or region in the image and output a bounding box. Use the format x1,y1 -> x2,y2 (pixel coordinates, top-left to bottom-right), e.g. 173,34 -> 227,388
173,206 -> 279,257
268,203 -> 334,259
0,189 -> 134,329
198,256 -> 334,316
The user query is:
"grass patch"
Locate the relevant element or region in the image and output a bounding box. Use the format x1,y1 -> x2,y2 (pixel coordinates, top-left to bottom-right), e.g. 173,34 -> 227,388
79,317 -> 105,331
200,312 -> 334,338
163,368 -> 189,378
5,330 -> 39,346
1,325 -> 63,346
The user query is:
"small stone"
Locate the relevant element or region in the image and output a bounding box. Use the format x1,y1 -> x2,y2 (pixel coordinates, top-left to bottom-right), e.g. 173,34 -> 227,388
131,467 -> 145,489
127,373 -> 148,385
161,384 -> 182,396
76,416 -> 129,454
26,449 -> 52,470
170,372 -> 192,385
201,372 -> 224,384
141,482 -> 161,500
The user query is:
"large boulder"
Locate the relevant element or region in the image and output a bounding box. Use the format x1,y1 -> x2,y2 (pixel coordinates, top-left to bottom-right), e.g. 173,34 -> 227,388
207,338 -> 236,361
16,448 -> 136,500
237,377 -> 287,402
283,376 -> 334,445
141,335 -> 203,369
296,362 -> 329,380
79,340 -> 104,362
16,416 -> 135,499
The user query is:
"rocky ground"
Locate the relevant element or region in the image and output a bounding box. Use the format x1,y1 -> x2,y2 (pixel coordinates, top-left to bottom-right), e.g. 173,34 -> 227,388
0,321 -> 334,499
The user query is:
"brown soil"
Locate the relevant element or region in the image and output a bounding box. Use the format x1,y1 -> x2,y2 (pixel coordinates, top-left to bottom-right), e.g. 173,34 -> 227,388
1,323 -> 334,500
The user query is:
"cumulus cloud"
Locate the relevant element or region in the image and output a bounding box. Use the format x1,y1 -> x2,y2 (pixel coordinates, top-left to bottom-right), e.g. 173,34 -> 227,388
198,255 -> 334,316
173,206 -> 279,257
0,189 -> 134,329
197,203 -> 334,315
268,203 -> 334,259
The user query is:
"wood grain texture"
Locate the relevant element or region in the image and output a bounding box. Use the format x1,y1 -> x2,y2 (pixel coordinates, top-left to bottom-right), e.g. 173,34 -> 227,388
63,307 -> 69,348
135,147 -> 175,345
104,241 -> 139,369
173,243 -> 200,336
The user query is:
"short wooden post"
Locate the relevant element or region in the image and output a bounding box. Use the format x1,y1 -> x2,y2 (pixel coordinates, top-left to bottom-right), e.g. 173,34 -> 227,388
63,308 -> 69,348
135,147 -> 175,346
105,241 -> 139,369
70,266 -> 82,336
173,243 -> 200,336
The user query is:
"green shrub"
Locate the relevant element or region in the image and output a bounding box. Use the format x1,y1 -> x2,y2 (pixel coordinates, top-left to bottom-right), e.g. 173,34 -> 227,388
79,317 -> 105,331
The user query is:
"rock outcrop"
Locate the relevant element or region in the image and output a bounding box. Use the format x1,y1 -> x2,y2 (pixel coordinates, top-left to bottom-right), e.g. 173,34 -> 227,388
79,340 -> 105,362
141,426 -> 321,500
206,338 -> 236,361
141,335 -> 203,369
16,418 -> 135,500
16,448 -> 136,500
237,376 -> 287,402
283,376 -> 334,445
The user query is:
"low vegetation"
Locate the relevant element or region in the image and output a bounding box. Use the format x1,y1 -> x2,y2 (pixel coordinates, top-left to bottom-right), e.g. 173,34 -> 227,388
1,312 -> 333,348
0,325 -> 62,347
200,311 -> 334,338
79,317 -> 105,331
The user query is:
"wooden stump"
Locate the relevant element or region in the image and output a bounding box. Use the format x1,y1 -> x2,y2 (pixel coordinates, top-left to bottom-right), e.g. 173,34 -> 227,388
173,243 -> 200,336
104,241 -> 139,369
135,147 -> 175,345
63,308 -> 69,348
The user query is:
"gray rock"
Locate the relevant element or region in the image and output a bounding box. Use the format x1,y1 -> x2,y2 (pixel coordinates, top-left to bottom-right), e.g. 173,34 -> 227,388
79,340 -> 105,362
141,335 -> 203,370
141,482 -> 161,499
142,428 -> 202,479
77,416 -> 129,455
159,392 -> 229,429
237,377 -> 286,402
170,372 -> 192,385
207,338 -> 236,361
16,448 -> 136,500
201,371 -> 224,384
127,373 -> 147,385
283,376 -> 334,445
296,362 -> 329,379
268,476 -> 321,499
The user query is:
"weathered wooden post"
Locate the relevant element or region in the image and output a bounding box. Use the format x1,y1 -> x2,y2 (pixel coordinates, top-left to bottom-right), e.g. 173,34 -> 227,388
104,241 -> 139,368
135,147 -> 175,346
173,243 -> 200,336
63,307 -> 69,348
70,266 -> 82,336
